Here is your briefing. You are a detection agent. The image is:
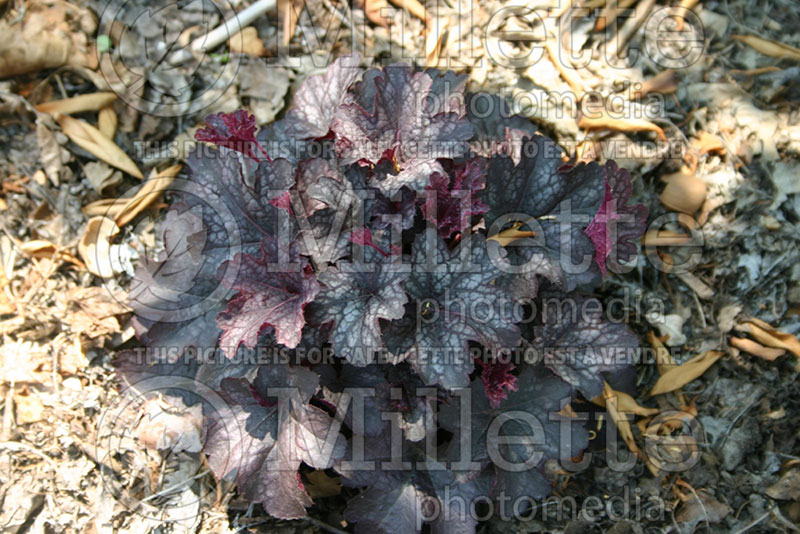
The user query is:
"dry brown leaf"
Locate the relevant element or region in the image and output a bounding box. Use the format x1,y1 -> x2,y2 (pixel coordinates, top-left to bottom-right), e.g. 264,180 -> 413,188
363,0 -> 390,28
546,39 -> 584,97
78,216 -> 120,278
641,230 -> 691,247
691,131 -> 725,156
304,470 -> 343,498
659,171 -> 707,214
735,318 -> 800,358
766,468 -> 800,501
732,34 -> 800,62
98,105 -> 118,139
36,92 -> 118,115
630,69 -> 678,99
19,240 -> 85,269
602,381 -> 641,456
578,112 -> 666,141
425,17 -> 449,67
57,115 -> 144,179
35,119 -> 65,186
676,271 -> 714,300
15,392 -> 44,424
0,20 -> 90,77
389,0 -> 428,26
730,336 -> 786,361
115,164 -> 182,227
593,383 -> 659,417
229,26 -> 266,56
648,350 -> 724,397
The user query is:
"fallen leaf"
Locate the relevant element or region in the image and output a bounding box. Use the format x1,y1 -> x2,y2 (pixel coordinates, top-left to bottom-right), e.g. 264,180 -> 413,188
579,112 -> 666,141
135,398 -> 203,454
389,0 -> 428,26
691,131 -> 725,156
228,26 -> 266,56
56,115 -> 144,179
35,119 -> 64,186
0,20 -> 89,77
766,468 -> 800,501
730,336 -> 786,361
659,171 -> 707,214
114,164 -> 181,227
675,490 -> 731,528
19,240 -> 85,269
304,470 -> 342,498
425,17 -> 448,67
641,229 -> 691,246
98,105 -> 118,139
732,34 -> 800,62
78,216 -> 120,278
735,319 -> 800,358
593,383 -> 659,417
363,0 -> 390,28
15,392 -> 44,424
648,351 -> 724,397
36,92 -> 117,115
630,69 -> 679,99
602,381 -> 641,456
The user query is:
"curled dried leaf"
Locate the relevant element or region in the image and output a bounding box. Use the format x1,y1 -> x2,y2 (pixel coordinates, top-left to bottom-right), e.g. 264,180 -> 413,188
732,34 -> 800,61
78,216 -> 120,278
730,336 -> 786,361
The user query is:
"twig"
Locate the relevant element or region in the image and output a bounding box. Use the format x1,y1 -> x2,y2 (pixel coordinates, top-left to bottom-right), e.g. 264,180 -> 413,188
304,515 -> 351,534
730,508 -> 771,534
168,0 -> 277,65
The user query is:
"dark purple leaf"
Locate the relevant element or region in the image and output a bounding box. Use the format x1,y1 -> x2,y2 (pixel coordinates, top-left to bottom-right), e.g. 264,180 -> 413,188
314,245 -> 409,365
286,54 -> 362,139
195,110 -> 269,161
422,158 -> 488,239
584,160 -> 648,275
402,230 -> 520,389
331,64 -> 473,193
525,293 -> 638,398
217,237 -> 319,356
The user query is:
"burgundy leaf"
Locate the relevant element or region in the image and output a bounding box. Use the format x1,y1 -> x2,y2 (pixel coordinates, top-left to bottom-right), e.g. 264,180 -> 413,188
217,237 -> 320,356
195,110 -> 269,161
474,357 -> 518,409
584,160 -> 649,275
331,64 -> 473,194
422,158 -> 488,239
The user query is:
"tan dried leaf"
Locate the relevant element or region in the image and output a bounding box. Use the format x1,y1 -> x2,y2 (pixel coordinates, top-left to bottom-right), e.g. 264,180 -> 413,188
730,336 -> 786,361
659,171 -> 707,214
602,381 -> 641,456
78,216 -> 120,278
735,318 -> 800,358
304,470 -> 343,498
36,92 -> 117,115
57,115 -> 144,179
229,26 -> 266,56
648,350 -> 724,397
732,34 -> 800,62
578,112 -> 666,141
98,105 -> 118,139
593,383 -> 659,417
15,392 -> 45,424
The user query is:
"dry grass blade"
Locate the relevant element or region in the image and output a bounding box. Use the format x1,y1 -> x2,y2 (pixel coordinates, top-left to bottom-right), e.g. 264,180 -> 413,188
648,350 -> 724,397
630,69 -> 678,99
732,34 -> 800,62
57,115 -> 144,179
36,92 -> 118,115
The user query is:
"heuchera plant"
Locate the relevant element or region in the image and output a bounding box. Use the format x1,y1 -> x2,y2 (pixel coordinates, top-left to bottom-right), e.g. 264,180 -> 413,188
119,54 -> 648,532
